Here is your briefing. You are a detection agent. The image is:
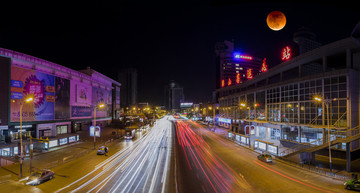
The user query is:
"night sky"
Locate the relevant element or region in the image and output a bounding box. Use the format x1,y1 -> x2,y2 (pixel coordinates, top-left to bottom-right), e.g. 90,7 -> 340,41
0,2 -> 359,105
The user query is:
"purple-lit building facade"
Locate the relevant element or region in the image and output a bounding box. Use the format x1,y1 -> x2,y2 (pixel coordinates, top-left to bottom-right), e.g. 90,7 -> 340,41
0,48 -> 121,144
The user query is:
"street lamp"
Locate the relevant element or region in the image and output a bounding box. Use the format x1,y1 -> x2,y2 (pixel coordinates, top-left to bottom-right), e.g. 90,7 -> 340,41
313,96 -> 333,173
18,95 -> 33,178
93,103 -> 105,149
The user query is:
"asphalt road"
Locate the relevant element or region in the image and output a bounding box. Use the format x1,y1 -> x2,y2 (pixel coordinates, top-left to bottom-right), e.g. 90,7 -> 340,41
0,117 -> 174,193
174,119 -> 349,193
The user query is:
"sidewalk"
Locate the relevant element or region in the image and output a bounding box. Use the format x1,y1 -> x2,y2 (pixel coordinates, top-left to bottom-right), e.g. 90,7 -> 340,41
198,122 -> 359,181
0,126 -> 124,181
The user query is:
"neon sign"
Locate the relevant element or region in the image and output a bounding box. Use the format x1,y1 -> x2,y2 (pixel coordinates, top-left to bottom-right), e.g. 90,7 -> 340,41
234,54 -> 253,60
247,69 -> 253,79
227,78 -> 232,86
281,46 -> 291,60
221,79 -> 225,88
236,73 -> 240,84
261,58 -> 267,72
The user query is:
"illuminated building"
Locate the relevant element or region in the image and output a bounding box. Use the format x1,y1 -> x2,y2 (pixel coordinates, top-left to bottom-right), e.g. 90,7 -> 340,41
217,33 -> 360,171
215,40 -> 264,91
0,48 -> 121,151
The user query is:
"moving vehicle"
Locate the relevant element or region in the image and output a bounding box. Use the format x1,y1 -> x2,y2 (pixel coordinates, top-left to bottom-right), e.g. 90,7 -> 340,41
26,169 -> 54,185
125,128 -> 136,140
97,146 -> 109,155
257,153 -> 273,163
344,179 -> 360,190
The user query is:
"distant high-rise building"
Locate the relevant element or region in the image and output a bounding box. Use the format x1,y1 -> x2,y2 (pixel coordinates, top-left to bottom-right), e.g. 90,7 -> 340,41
118,68 -> 137,108
293,27 -> 322,54
215,40 -> 264,101
164,81 -> 184,112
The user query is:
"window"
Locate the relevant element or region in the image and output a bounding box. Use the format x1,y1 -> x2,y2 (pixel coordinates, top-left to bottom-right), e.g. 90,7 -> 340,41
56,125 -> 68,135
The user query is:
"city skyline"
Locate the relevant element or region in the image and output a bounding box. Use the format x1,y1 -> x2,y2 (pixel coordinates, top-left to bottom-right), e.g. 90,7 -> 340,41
0,2 -> 358,105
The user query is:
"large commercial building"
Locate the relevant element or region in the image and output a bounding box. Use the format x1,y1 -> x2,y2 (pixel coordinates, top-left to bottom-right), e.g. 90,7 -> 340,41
0,48 -> 121,145
217,35 -> 360,171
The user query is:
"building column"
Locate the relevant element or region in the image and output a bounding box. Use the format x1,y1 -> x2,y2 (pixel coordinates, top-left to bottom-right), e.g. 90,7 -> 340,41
346,142 -> 351,172
298,127 -> 302,143
322,56 -> 327,72
346,49 -> 352,69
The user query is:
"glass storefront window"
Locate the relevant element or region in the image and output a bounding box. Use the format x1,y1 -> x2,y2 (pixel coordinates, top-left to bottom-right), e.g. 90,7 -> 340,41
281,127 -> 298,142
56,125 -> 68,135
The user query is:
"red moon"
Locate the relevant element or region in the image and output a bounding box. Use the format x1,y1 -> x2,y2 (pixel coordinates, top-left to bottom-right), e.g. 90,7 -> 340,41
266,11 -> 286,31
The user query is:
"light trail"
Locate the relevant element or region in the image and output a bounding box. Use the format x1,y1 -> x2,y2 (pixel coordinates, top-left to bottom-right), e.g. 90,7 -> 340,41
56,116 -> 173,193
175,120 -> 253,193
253,160 -> 332,193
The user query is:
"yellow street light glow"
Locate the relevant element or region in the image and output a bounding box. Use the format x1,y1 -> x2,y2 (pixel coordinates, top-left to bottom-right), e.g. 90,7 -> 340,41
25,97 -> 33,103
314,97 -> 322,102
98,103 -> 105,108
240,103 -> 246,107
208,106 -> 212,110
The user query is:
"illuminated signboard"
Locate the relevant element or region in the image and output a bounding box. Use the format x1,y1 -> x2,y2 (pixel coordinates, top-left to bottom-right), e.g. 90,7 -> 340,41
221,79 -> 225,88
261,58 -> 267,72
236,73 -> 240,84
69,136 -> 76,143
218,117 -> 231,124
234,54 -> 253,60
281,46 -> 291,60
180,102 -> 193,108
247,69 -> 253,79
227,78 -> 232,86
49,140 -> 58,148
90,126 -> 101,137
59,138 -> 68,145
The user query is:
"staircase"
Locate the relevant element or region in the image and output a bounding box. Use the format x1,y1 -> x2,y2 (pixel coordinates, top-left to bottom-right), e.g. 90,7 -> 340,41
280,126 -> 360,158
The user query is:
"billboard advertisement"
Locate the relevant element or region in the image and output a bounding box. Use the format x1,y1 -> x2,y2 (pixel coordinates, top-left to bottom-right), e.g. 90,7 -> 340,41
55,77 -> 70,119
92,87 -> 112,118
71,106 -> 92,117
10,66 -> 55,122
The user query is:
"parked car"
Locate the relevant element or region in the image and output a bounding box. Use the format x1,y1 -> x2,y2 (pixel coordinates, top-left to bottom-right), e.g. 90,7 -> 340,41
257,153 -> 273,163
344,179 -> 360,190
26,169 -> 54,185
97,146 -> 109,155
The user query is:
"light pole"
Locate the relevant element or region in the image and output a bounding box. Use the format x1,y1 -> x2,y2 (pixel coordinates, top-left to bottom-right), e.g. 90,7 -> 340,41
314,96 -> 333,173
18,95 -> 34,178
93,103 -> 105,150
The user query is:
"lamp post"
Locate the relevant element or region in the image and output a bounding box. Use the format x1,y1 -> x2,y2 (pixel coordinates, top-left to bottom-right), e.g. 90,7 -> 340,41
314,96 -> 333,173
93,103 -> 105,150
18,95 -> 33,178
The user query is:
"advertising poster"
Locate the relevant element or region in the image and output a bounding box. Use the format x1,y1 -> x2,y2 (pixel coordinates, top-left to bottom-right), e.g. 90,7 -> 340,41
71,106 -> 92,117
92,87 -> 112,118
55,77 -> 70,119
10,66 -> 55,122
76,84 -> 91,106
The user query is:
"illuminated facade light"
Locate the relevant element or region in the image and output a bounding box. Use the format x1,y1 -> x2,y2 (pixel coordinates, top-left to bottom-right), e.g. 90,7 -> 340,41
227,78 -> 232,86
247,69 -> 253,79
261,58 -> 267,72
236,73 -> 240,84
281,46 -> 291,60
221,79 -> 225,88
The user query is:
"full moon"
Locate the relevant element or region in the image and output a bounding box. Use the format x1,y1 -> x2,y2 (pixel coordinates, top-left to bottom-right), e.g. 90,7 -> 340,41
266,11 -> 286,31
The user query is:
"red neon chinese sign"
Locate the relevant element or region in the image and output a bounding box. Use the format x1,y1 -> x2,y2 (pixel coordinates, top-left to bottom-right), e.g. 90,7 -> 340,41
261,58 -> 267,72
282,46 -> 291,60
236,73 -> 240,84
247,69 -> 253,79
227,78 -> 232,86
221,79 -> 225,88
